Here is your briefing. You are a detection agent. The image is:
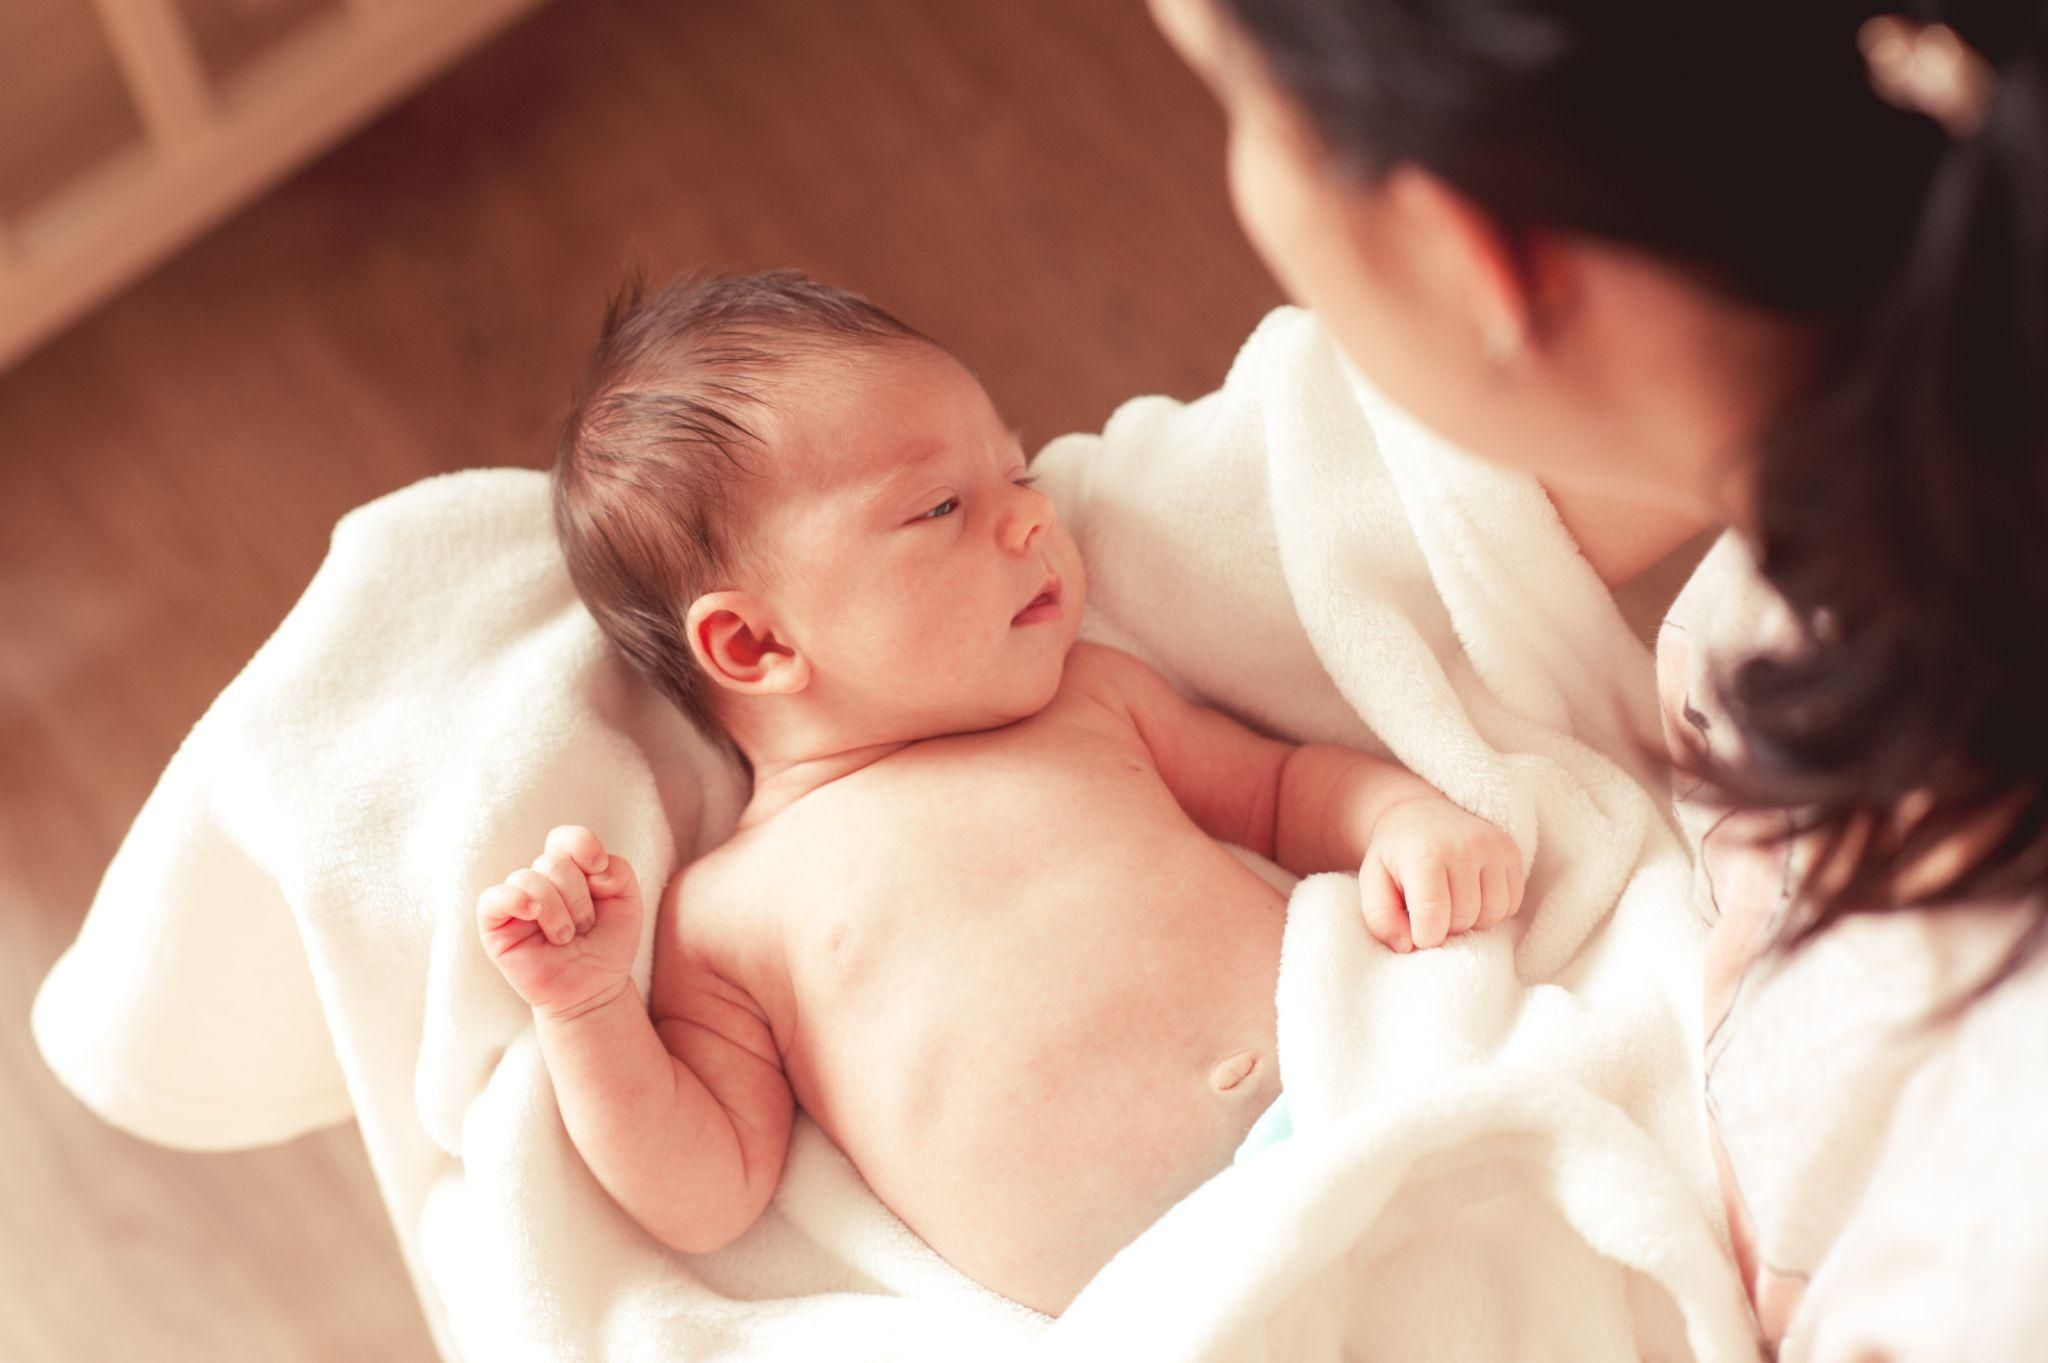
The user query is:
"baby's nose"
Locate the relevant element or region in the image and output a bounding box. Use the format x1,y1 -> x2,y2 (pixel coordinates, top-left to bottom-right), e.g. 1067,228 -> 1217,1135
1000,490 -> 1052,554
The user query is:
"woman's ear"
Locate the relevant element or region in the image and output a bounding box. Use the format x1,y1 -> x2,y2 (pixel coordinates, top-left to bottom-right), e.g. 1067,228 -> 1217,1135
685,591 -> 811,697
1382,164 -> 1564,362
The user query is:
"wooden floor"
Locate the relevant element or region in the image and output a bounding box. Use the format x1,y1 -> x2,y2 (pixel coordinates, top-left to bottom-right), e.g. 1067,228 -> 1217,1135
0,1 -> 1282,1358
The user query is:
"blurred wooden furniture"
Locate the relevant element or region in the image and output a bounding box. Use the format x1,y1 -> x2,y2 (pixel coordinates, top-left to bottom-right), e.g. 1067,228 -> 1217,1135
0,0 -> 549,372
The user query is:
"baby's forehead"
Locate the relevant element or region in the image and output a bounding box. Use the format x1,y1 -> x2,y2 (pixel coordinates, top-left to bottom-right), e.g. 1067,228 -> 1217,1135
771,346 -> 1001,489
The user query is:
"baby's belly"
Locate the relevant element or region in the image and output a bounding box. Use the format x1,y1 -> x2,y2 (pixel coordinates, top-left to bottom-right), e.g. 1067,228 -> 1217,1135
781,836 -> 1288,1317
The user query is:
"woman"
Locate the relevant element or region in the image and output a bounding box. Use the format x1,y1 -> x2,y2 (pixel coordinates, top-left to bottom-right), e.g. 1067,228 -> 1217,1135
1146,0 -> 2048,1355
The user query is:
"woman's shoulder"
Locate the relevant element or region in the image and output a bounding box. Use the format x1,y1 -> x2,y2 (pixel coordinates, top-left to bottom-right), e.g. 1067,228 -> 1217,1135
1740,907 -> 2048,1358
1656,532 -> 2048,1355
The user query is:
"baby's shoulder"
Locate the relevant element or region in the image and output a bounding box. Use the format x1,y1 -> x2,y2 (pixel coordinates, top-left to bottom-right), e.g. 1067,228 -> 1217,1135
1062,639 -> 1138,679
652,846 -> 791,1039
1057,641 -> 1189,725
666,835 -> 771,941
1058,641 -> 1158,709
658,838 -> 789,986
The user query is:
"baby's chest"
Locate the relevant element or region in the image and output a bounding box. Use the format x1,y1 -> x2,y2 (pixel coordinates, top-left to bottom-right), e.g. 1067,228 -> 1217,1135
764,743 -> 1180,948
804,758 -> 1159,900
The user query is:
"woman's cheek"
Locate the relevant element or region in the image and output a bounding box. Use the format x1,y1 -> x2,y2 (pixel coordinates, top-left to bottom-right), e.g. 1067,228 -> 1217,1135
1226,121 -> 1300,291
1225,100 -> 1349,293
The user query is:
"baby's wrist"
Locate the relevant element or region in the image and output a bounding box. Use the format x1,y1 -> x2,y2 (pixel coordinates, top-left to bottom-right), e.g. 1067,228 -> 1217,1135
1360,787 -> 1449,846
533,975 -> 635,1025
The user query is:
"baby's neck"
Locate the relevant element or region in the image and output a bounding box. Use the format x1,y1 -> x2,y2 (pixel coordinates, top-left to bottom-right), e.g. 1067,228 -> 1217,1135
738,739 -> 913,830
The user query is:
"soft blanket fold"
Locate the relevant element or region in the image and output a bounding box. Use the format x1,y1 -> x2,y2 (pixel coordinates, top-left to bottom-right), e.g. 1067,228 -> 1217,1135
34,306 -> 1757,1361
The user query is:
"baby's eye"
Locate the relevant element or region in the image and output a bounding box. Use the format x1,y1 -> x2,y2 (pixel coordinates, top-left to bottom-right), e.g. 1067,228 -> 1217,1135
918,497 -> 960,521
1014,475 -> 1039,489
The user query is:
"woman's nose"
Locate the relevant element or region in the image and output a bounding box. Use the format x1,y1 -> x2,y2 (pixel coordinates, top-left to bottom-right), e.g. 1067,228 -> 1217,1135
999,486 -> 1052,555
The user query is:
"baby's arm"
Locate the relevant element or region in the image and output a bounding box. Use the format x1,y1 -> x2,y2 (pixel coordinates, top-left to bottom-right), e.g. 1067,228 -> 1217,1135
477,826 -> 793,1254
1079,645 -> 1524,949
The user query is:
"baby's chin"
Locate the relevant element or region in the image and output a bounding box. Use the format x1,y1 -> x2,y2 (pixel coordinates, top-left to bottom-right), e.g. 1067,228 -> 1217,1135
953,658 -> 1070,734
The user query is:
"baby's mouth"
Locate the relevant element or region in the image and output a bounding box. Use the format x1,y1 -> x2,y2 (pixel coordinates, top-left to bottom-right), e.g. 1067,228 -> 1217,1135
1011,574 -> 1063,625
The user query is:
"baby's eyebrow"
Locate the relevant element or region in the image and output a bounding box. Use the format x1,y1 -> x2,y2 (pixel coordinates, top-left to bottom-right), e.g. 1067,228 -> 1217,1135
856,441 -> 950,506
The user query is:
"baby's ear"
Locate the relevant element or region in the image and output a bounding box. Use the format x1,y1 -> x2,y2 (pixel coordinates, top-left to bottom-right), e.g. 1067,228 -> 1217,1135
685,591 -> 810,697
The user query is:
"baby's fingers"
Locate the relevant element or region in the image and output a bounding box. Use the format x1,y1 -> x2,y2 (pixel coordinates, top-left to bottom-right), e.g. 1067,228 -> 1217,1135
1448,859 -> 1482,937
509,868 -> 577,946
1478,863 -> 1512,930
544,825 -> 609,877
532,850 -> 596,934
477,883 -> 538,936
1402,860 -> 1455,950
542,825 -> 641,912
585,853 -> 642,909
1359,858 -> 1412,953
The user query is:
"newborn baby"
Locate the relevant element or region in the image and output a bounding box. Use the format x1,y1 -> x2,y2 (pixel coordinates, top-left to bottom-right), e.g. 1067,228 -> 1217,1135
477,271 -> 1526,1316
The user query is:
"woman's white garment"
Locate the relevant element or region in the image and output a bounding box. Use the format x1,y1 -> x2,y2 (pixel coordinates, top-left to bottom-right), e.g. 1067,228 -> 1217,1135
34,307 -> 1759,1361
1657,532 -> 2048,1361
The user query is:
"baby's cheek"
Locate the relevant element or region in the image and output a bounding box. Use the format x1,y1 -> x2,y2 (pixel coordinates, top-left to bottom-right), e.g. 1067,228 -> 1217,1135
1058,532 -> 1088,607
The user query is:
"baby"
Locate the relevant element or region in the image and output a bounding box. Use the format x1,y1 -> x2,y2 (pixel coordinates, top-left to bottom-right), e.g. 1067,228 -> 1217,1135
477,271 -> 1526,1316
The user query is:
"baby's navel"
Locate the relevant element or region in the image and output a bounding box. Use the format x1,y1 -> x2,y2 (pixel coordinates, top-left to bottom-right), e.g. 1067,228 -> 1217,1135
1208,1050 -> 1260,1093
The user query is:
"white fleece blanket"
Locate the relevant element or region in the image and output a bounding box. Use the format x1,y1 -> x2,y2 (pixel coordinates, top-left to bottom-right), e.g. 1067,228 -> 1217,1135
33,306 -> 1757,1362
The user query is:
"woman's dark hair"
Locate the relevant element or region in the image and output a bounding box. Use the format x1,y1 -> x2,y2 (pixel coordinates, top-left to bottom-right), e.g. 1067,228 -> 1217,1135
1219,0 -> 2048,994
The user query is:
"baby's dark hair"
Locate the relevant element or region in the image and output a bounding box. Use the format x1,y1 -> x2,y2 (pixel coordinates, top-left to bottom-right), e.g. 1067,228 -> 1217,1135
552,269 -> 931,759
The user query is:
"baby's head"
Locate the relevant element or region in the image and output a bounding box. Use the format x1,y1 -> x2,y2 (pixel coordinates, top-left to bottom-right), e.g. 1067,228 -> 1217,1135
553,271 -> 1084,767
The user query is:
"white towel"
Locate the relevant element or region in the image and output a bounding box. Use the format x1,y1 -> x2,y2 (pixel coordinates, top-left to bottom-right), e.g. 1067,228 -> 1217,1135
34,306 -> 1757,1361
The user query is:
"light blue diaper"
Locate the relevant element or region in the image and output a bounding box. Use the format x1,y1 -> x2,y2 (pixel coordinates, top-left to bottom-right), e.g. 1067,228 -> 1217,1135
1232,1092 -> 1293,1166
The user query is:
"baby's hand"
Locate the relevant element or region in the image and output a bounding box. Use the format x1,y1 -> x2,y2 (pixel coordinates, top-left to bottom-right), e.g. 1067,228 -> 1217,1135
1359,796 -> 1525,952
476,825 -> 645,1019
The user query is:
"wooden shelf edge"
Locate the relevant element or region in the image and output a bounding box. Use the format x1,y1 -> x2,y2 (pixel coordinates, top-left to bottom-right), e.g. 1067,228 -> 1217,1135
0,0 -> 553,373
